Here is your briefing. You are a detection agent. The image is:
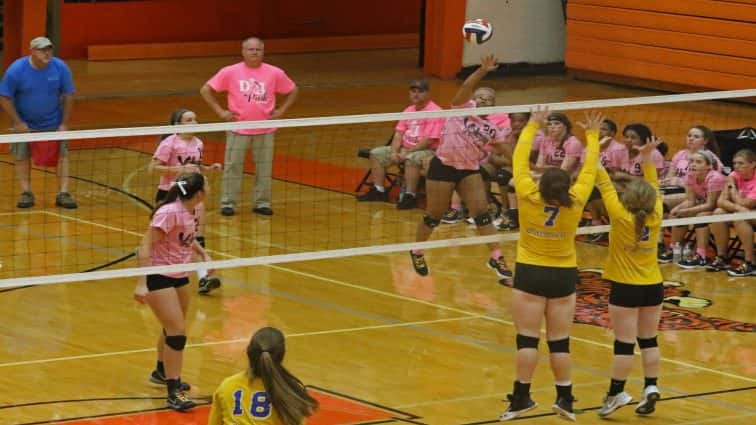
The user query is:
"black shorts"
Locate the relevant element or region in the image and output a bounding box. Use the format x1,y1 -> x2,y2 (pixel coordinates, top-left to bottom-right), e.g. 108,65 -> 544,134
513,262 -> 578,298
495,168 -> 513,187
426,156 -> 479,184
609,281 -> 664,307
155,189 -> 169,204
146,274 -> 190,292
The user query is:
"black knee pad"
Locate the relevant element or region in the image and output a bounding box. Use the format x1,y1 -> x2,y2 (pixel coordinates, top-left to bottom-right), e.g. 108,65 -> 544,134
516,334 -> 539,350
195,236 -> 206,248
423,214 -> 441,228
496,169 -> 513,187
547,337 -> 570,353
165,334 -> 187,351
474,213 -> 492,226
614,340 -> 635,355
637,336 -> 658,349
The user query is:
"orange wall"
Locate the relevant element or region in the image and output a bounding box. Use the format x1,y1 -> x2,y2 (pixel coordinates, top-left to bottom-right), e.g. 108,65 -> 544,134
3,0 -> 47,68
566,0 -> 756,91
60,0 -> 421,59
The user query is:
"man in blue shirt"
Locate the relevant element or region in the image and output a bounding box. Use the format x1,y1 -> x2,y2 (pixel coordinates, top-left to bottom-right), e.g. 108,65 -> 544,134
0,36 -> 76,209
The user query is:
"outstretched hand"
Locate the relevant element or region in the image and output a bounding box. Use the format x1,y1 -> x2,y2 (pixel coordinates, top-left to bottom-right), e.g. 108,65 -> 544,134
529,105 -> 550,127
576,111 -> 605,133
480,54 -> 499,73
638,135 -> 662,156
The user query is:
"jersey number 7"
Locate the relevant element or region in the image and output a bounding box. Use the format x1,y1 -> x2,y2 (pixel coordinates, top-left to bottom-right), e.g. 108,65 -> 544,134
544,206 -> 560,227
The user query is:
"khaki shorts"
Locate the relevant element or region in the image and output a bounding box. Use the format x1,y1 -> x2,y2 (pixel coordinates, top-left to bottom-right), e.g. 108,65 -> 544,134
10,141 -> 69,161
370,145 -> 434,168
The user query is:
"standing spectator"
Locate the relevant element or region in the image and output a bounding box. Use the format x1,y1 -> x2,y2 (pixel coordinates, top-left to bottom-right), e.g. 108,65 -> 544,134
0,36 -> 76,209
356,80 -> 444,210
200,37 -> 299,216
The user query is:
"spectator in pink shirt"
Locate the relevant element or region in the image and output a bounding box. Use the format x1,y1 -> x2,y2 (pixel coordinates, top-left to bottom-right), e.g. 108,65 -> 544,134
410,54 -> 512,280
356,80 -> 444,210
706,149 -> 756,277
661,125 -> 723,196
133,172 -> 216,411
533,112 -> 584,177
200,37 -> 299,217
149,109 -> 222,295
669,151 -> 727,268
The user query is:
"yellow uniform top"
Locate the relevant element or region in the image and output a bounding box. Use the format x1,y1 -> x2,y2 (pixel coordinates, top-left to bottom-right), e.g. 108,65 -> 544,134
208,371 -> 289,425
513,122 -> 599,267
596,162 -> 664,285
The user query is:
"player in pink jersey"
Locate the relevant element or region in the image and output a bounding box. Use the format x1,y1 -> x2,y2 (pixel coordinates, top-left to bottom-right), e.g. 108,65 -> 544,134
533,112 -> 584,178
201,37 -> 298,217
133,172 -> 216,411
706,149 -> 756,276
669,151 -> 727,268
410,54 -> 512,280
356,79 -> 444,210
150,109 -> 222,296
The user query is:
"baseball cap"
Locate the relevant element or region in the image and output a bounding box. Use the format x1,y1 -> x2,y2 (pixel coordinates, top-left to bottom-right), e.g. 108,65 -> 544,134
30,36 -> 53,49
409,79 -> 429,91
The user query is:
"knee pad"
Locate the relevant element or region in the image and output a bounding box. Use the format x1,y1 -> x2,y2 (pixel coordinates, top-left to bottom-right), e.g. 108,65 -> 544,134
547,337 -> 570,353
423,214 -> 441,228
516,334 -> 540,350
165,334 -> 187,351
474,213 -> 492,226
195,236 -> 206,248
637,336 -> 658,349
614,340 -> 635,355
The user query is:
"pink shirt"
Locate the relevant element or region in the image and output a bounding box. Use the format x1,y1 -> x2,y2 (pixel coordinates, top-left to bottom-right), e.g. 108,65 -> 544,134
149,200 -> 199,278
627,149 -> 665,177
668,149 -> 724,181
435,101 -> 510,170
538,135 -> 584,168
583,139 -> 628,170
731,171 -> 756,200
685,169 -> 727,202
488,113 -> 511,130
153,135 -> 204,191
206,62 -> 296,135
395,101 -> 444,149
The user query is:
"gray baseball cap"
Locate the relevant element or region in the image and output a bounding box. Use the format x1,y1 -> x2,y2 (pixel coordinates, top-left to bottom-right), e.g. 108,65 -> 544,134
409,79 -> 430,92
30,36 -> 53,49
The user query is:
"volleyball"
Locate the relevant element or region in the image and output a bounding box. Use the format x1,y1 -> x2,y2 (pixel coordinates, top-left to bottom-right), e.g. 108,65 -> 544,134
463,19 -> 493,44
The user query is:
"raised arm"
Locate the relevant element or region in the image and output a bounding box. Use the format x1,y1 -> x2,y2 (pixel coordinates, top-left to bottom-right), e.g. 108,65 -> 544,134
450,54 -> 498,106
513,107 -> 549,192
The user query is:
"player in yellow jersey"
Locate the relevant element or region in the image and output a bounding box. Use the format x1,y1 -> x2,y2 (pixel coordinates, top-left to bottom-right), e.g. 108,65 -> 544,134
208,327 -> 318,425
595,139 -> 664,418
500,106 -> 602,422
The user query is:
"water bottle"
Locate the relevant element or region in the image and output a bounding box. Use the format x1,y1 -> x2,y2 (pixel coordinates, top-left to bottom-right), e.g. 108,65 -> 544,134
682,243 -> 692,262
672,242 -> 682,263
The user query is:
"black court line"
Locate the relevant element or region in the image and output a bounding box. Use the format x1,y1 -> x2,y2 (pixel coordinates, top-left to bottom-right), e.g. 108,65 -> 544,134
308,384 -> 421,420
13,401 -> 213,425
461,385 -> 756,424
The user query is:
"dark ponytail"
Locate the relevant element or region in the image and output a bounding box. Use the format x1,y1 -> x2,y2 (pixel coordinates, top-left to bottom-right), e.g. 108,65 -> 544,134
248,327 -> 318,425
620,179 -> 657,247
539,167 -> 574,208
150,172 -> 205,218
160,108 -> 192,141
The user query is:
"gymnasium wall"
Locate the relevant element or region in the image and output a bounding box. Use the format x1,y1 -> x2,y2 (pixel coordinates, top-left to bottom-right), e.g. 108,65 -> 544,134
566,0 -> 756,91
59,0 -> 422,59
462,0 -> 565,67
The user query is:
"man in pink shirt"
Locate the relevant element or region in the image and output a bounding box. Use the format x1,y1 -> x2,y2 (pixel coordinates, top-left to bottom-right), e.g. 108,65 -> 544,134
357,80 -> 443,210
200,37 -> 298,216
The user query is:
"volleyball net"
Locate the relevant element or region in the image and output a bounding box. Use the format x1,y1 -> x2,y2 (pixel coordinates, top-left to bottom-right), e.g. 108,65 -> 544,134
0,88 -> 755,287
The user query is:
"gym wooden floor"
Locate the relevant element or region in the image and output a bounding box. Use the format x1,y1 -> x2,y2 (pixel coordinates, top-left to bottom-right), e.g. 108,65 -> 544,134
0,49 -> 754,425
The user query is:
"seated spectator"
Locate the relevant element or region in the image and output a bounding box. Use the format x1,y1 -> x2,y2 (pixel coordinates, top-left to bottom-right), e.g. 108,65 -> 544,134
665,151 -> 726,266
533,112 -> 584,178
661,125 -> 723,202
621,124 -> 666,178
706,149 -> 756,277
357,80 -> 443,209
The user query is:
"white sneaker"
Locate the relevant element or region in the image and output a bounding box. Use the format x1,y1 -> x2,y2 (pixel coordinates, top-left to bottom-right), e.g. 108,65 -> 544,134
598,391 -> 632,417
635,385 -> 660,415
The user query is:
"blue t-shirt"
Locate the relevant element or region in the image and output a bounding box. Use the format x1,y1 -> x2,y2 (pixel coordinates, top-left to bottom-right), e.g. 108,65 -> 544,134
0,56 -> 75,130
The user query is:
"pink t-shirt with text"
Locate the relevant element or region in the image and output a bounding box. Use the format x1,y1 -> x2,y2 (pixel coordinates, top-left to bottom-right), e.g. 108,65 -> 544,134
149,200 -> 199,278
395,101 -> 444,149
627,149 -> 665,177
153,135 -> 204,191
731,171 -> 756,200
685,169 -> 727,202
583,139 -> 628,170
668,149 -> 724,182
435,101 -> 510,170
206,62 -> 296,135
538,135 -> 584,168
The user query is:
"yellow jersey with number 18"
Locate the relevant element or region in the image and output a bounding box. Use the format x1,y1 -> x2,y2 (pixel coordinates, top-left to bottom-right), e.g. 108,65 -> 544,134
208,371 -> 288,425
513,122 -> 599,267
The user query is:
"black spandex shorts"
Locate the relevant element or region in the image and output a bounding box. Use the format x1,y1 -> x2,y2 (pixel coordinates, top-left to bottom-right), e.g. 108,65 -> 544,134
513,262 -> 578,298
146,274 -> 190,292
426,156 -> 479,184
609,281 -> 664,307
